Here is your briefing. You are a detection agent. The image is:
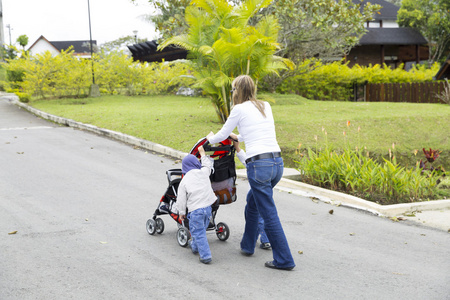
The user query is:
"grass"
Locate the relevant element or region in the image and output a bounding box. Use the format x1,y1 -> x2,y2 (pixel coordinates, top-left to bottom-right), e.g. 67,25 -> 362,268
30,94 -> 450,171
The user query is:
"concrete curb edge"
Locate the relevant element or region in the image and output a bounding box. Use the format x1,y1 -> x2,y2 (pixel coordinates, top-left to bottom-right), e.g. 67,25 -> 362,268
3,94 -> 187,161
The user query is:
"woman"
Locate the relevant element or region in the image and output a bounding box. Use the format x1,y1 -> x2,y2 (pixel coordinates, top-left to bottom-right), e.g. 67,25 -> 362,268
207,75 -> 295,270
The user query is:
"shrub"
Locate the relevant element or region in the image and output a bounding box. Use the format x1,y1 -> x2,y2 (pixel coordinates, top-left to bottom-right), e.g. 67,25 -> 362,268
295,128 -> 445,204
435,79 -> 450,105
16,92 -> 31,103
1,50 -> 195,100
276,59 -> 441,101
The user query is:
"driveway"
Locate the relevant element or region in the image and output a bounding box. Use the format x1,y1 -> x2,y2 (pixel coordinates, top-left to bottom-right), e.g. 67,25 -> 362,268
1,98 -> 449,299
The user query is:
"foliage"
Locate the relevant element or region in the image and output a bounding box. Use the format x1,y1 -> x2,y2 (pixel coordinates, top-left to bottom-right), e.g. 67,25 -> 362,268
295,129 -> 444,204
159,0 -> 293,123
3,49 -> 91,99
259,0 -> 381,91
398,0 -> 450,64
100,35 -> 147,54
435,79 -> 450,105
16,91 -> 31,103
419,147 -> 446,177
1,45 -> 19,60
275,59 -> 441,100
270,0 -> 380,64
1,49 -> 194,99
16,35 -> 29,50
137,0 -> 191,40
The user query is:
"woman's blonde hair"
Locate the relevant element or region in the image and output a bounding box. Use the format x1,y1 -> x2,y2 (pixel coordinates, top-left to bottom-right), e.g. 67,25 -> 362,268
232,75 -> 266,117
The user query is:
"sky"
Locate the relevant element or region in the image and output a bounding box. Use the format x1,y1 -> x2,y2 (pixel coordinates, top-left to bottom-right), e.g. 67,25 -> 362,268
2,0 -> 157,48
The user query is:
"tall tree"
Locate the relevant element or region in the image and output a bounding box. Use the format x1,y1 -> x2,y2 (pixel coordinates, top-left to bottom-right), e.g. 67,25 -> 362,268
259,0 -> 380,91
398,0 -> 450,63
159,0 -> 293,123
135,0 -> 191,40
270,0 -> 380,63
100,35 -> 146,54
16,34 -> 28,50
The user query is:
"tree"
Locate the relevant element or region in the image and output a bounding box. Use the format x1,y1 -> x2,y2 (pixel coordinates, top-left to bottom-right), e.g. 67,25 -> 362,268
259,0 -> 380,91
398,0 -> 450,63
159,0 -> 293,123
16,35 -> 29,50
100,35 -> 146,54
133,0 -> 191,40
270,0 -> 380,63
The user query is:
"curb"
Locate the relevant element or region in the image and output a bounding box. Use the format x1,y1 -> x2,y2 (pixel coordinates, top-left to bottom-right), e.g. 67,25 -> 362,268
3,94 -> 187,161
236,168 -> 450,219
4,94 -> 450,219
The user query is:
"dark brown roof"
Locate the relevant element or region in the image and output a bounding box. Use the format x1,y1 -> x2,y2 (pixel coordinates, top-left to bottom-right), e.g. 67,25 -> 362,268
434,54 -> 450,80
50,40 -> 97,53
27,35 -> 97,54
127,40 -> 187,62
359,28 -> 428,45
355,0 -> 399,21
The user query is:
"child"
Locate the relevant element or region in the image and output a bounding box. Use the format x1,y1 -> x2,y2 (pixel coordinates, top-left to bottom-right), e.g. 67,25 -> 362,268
233,140 -> 271,250
177,145 -> 217,264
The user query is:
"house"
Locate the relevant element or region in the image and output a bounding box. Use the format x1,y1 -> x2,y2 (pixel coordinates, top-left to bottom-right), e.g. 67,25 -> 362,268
127,40 -> 187,63
346,0 -> 429,68
27,35 -> 97,58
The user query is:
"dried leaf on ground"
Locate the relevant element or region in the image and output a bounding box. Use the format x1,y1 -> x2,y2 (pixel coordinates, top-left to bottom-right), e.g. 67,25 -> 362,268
310,197 -> 319,203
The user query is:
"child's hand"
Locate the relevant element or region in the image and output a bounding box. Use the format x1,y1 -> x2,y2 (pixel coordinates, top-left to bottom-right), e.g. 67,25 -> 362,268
180,214 -> 185,221
198,145 -> 206,157
206,131 -> 214,140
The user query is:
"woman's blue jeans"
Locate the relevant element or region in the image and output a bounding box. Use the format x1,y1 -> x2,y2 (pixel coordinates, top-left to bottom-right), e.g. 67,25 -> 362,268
188,206 -> 212,260
240,157 -> 295,269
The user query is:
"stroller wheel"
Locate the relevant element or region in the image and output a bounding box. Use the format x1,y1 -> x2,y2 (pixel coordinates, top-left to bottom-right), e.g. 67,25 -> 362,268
177,227 -> 191,247
146,219 -> 156,235
155,217 -> 165,234
216,222 -> 230,241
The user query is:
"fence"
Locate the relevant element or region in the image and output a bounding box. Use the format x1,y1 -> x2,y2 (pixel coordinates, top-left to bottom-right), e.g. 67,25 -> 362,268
365,82 -> 446,103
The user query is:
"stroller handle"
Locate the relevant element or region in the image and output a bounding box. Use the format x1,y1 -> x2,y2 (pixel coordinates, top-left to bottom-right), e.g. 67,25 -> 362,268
202,137 -> 235,152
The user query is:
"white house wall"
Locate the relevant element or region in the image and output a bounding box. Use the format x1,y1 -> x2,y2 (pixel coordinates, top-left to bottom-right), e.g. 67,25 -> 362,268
29,39 -> 59,56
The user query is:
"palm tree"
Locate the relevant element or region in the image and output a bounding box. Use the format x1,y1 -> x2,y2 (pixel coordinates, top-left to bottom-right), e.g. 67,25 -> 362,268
159,0 -> 293,123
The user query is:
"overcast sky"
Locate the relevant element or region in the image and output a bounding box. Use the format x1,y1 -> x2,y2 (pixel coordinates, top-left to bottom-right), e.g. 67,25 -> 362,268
2,0 -> 157,48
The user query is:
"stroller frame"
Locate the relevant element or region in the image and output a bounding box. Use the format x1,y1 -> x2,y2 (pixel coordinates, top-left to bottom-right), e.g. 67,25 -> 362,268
146,139 -> 235,247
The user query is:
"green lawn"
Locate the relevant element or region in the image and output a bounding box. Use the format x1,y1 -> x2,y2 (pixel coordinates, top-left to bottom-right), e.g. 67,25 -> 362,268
30,94 -> 450,170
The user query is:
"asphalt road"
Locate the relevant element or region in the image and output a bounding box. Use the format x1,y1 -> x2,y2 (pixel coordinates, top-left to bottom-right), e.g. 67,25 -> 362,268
1,99 -> 449,300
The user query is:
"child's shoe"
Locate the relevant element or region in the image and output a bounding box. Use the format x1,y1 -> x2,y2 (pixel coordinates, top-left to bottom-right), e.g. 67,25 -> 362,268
200,257 -> 212,264
159,204 -> 170,213
189,240 -> 198,255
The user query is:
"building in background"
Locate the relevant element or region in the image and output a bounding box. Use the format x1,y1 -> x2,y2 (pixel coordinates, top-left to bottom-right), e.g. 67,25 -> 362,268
28,35 -> 97,58
346,0 -> 429,69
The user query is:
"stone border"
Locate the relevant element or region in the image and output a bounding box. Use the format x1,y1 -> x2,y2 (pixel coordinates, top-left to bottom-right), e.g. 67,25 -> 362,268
4,93 -> 450,218
2,94 -> 187,160
236,168 -> 450,218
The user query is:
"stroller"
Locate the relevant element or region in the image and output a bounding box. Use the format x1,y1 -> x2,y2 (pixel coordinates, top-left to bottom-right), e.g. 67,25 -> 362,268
145,137 -> 237,247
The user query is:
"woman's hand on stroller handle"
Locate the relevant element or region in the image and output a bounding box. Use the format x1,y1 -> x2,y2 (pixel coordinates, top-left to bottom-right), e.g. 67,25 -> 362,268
228,133 -> 238,142
180,214 -> 186,221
